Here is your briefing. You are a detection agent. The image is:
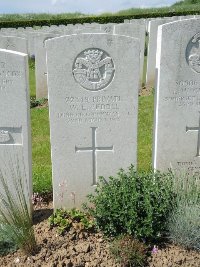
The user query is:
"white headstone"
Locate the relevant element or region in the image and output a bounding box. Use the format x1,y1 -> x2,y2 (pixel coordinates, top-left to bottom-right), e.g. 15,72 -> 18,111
27,31 -> 45,58
100,24 -> 115,34
146,18 -> 173,88
74,27 -> 103,34
71,24 -> 100,34
42,26 -> 50,30
153,19 -> 200,175
0,49 -> 32,212
35,33 -> 59,99
0,36 -> 28,54
46,33 -> 140,208
114,23 -> 146,85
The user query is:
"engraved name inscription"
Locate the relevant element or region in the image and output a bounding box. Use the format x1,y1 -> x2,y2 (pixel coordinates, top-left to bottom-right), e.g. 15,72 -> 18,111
58,95 -> 121,124
163,80 -> 200,107
0,61 -> 22,91
73,48 -> 115,91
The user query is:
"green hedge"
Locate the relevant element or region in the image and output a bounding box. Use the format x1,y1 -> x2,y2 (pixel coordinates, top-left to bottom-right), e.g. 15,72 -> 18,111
0,10 -> 200,28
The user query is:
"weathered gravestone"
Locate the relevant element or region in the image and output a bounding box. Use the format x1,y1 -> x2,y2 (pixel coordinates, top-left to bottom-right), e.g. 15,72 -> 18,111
153,19 -> 200,175
146,18 -> 173,88
100,24 -> 115,34
114,23 -> 146,85
0,49 -> 32,212
74,24 -> 101,34
35,33 -> 59,99
0,36 -> 28,54
46,34 -> 140,209
27,31 -> 46,58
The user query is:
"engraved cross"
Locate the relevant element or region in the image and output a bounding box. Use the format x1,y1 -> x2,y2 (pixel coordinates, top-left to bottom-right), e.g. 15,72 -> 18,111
75,127 -> 114,185
186,113 -> 200,157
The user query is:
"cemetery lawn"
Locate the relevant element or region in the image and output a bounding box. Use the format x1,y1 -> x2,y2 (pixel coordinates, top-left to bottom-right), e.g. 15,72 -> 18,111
29,59 -> 36,98
138,93 -> 154,172
31,107 -> 52,193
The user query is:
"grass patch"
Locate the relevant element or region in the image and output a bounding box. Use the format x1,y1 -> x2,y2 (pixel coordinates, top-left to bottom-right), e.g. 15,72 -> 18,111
142,56 -> 147,86
138,94 -> 154,172
31,107 -> 52,193
29,58 -> 36,98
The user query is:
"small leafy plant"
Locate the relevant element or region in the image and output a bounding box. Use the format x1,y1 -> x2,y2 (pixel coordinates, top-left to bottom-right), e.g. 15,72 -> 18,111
49,208 -> 95,235
30,97 -> 48,108
83,165 -> 175,240
110,235 -> 147,267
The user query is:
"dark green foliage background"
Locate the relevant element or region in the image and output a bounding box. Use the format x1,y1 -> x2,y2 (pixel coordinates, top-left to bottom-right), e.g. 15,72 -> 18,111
0,10 -> 200,29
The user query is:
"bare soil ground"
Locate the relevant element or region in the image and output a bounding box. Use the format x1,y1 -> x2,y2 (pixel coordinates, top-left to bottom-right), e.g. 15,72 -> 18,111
139,86 -> 154,96
0,202 -> 199,267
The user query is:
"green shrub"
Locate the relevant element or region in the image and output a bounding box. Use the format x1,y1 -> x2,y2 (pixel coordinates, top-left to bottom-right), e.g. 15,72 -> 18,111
83,165 -> 174,240
168,174 -> 200,250
110,234 -> 147,267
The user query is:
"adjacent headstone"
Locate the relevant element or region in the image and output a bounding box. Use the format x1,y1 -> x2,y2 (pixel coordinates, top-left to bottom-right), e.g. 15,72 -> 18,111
100,24 -> 115,34
74,27 -> 103,34
46,33 -> 140,208
146,18 -> 173,88
153,19 -> 200,175
0,49 -> 32,212
35,33 -> 59,98
124,19 -> 130,23
180,15 -> 195,20
27,31 -> 45,58
0,36 -> 28,54
114,23 -> 146,85
41,26 -> 50,30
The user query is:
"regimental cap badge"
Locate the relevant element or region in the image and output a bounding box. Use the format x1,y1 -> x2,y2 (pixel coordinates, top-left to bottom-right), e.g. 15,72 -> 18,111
186,33 -> 200,74
73,48 -> 115,91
